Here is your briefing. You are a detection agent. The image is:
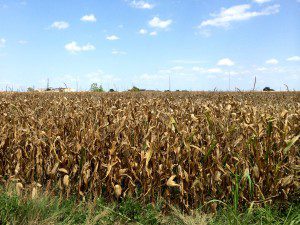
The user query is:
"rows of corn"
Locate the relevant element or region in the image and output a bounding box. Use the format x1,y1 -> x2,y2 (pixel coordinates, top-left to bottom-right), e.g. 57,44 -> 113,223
0,92 -> 299,210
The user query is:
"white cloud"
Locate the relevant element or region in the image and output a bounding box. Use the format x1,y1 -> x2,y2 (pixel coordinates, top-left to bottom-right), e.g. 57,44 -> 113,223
0,38 -> 6,47
18,40 -> 28,45
157,66 -> 225,77
51,21 -> 69,30
171,66 -> 184,71
86,70 -> 121,84
192,67 -> 223,73
130,1 -> 154,9
112,49 -> 127,55
106,35 -> 120,41
253,0 -> 272,4
199,4 -> 280,28
139,29 -> 148,34
207,68 -> 223,73
217,58 -> 235,66
266,58 -> 279,64
139,73 -> 167,81
149,31 -> 157,36
81,14 -> 97,22
139,29 -> 157,36
65,41 -> 95,53
254,66 -> 300,75
286,56 -> 300,62
171,59 -> 205,64
198,29 -> 212,38
149,16 -> 172,29
192,67 -> 205,72
256,67 -> 267,71
158,69 -> 172,74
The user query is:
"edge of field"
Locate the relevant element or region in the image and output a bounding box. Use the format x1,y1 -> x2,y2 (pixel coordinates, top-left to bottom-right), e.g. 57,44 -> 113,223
0,186 -> 299,225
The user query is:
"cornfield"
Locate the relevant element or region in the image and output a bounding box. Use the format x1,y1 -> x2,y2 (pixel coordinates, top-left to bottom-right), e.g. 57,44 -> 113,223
0,92 -> 299,210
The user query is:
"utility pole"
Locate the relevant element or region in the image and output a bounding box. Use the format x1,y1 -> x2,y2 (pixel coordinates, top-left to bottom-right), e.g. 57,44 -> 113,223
47,78 -> 50,90
252,76 -> 257,91
168,74 -> 171,91
228,71 -> 231,91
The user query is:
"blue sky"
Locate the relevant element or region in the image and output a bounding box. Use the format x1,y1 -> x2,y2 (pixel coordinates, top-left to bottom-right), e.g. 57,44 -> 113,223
0,0 -> 299,91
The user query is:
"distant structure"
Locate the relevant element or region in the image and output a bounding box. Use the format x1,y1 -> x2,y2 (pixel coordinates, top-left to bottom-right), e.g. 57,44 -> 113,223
42,79 -> 75,92
129,86 -> 146,92
48,87 -> 75,92
28,87 -> 75,92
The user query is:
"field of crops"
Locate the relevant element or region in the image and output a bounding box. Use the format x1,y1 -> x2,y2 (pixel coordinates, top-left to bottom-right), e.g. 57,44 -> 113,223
0,92 -> 299,211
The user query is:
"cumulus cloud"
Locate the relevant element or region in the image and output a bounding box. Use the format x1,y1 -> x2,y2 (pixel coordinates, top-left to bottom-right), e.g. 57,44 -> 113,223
65,42 -> 95,53
112,49 -> 127,55
149,31 -> 157,36
86,70 -> 121,84
139,29 -> 157,36
106,35 -> 120,41
81,14 -> 97,22
192,67 -> 223,73
0,38 -> 6,47
171,66 -> 184,71
51,21 -> 69,30
139,73 -> 167,81
149,17 -> 172,29
266,58 -> 279,64
254,66 -> 299,75
171,59 -> 205,64
256,67 -> 267,71
139,29 -> 148,34
286,56 -> 300,62
160,66 -> 224,75
130,1 -> 154,9
217,58 -> 235,66
253,0 -> 272,4
207,68 -> 223,73
18,40 -> 28,45
198,29 -> 212,38
199,4 -> 280,28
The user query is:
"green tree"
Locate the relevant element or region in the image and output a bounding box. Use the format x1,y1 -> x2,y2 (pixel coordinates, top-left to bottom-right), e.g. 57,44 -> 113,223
263,87 -> 274,92
130,86 -> 141,92
90,83 -> 104,92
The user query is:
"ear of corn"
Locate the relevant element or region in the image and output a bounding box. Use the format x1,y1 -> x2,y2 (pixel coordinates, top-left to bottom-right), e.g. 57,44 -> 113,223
0,92 -> 299,209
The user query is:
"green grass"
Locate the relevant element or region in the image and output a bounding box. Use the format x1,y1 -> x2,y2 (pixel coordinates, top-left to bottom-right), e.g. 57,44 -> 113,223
211,204 -> 300,225
0,189 -> 299,225
0,189 -> 162,225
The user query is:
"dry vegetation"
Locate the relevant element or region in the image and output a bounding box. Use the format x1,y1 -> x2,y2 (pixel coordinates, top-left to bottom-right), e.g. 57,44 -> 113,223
0,92 -> 299,211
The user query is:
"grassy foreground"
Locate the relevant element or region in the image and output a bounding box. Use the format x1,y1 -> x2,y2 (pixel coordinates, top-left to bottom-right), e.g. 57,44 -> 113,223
0,188 -> 299,225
